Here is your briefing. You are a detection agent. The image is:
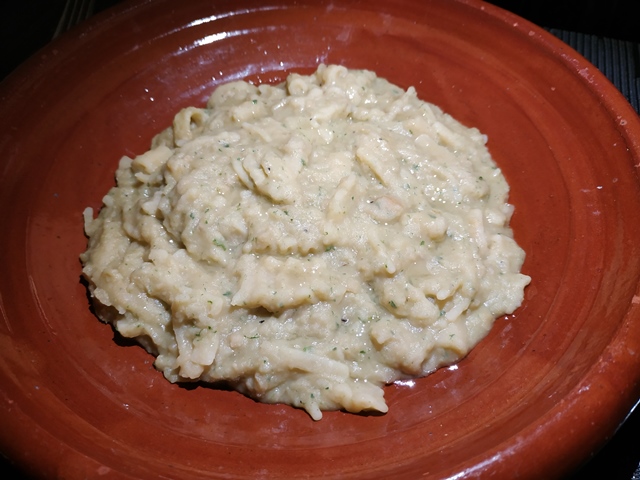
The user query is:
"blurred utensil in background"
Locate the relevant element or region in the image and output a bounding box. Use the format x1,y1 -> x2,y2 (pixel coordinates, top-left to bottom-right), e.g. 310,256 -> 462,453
53,0 -> 95,37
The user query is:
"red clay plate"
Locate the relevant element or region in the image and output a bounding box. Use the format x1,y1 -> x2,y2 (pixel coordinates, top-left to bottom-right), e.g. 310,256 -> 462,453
1,0 -> 640,478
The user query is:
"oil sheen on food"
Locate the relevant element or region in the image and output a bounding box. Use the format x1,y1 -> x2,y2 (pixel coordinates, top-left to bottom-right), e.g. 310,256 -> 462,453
81,65 -> 530,420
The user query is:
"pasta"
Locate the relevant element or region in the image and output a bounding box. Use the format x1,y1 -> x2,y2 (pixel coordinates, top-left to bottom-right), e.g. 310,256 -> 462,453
81,64 -> 530,420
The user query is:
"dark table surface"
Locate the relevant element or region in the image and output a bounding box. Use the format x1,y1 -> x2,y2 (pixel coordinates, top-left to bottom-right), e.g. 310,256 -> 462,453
1,1 -> 639,478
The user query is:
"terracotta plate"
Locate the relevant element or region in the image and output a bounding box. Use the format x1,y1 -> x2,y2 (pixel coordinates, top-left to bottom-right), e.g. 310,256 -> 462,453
1,0 -> 640,478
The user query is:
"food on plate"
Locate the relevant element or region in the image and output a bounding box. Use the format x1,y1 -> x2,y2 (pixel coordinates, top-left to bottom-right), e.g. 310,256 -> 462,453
80,64 -> 530,420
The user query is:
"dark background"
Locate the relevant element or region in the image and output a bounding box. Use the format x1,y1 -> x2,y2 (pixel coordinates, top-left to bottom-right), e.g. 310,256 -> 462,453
1,0 -> 639,479
490,0 -> 639,43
